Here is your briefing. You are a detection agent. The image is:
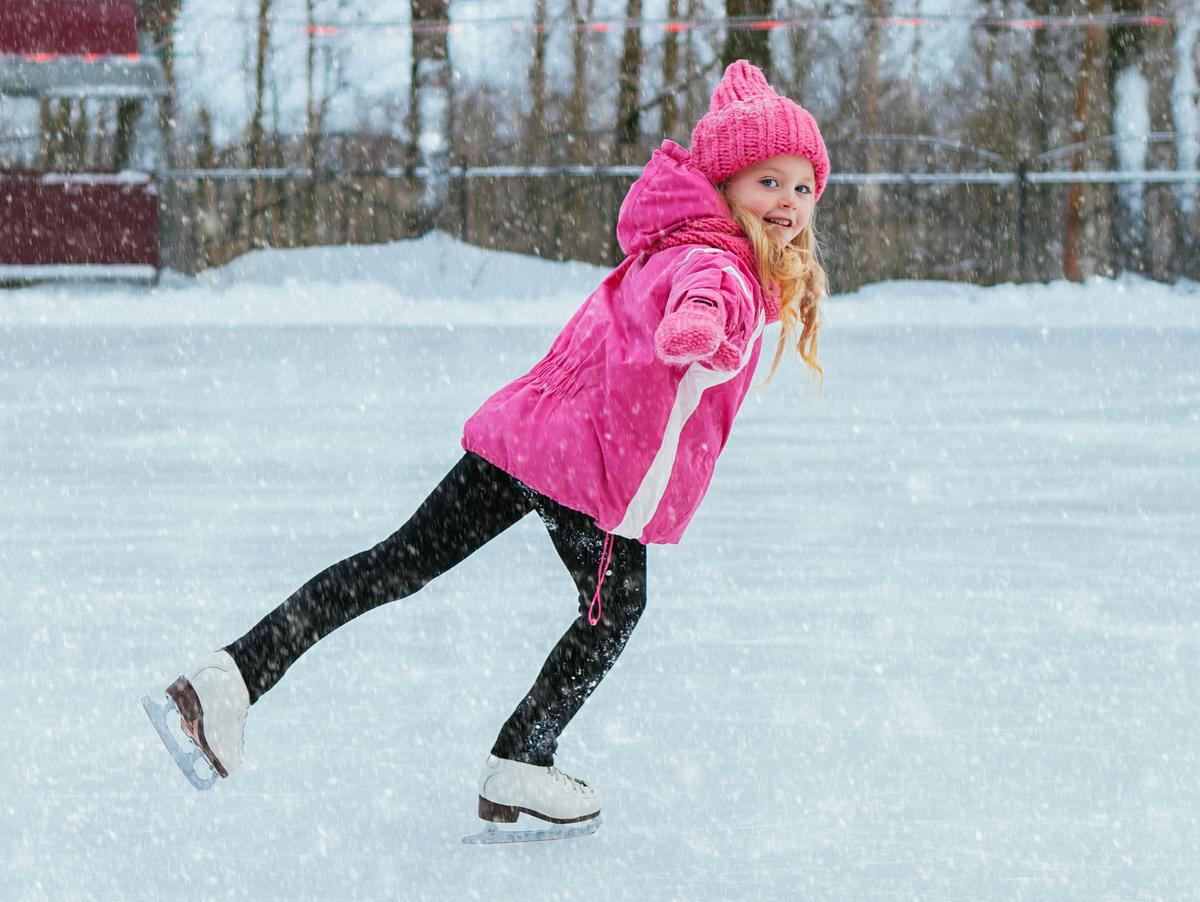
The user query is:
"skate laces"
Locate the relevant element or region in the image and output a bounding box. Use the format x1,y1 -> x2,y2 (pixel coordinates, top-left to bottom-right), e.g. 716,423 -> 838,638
547,765 -> 589,794
588,532 -> 615,627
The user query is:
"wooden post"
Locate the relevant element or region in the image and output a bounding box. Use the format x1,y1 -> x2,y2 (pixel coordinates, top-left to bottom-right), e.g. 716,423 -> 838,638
1064,7 -> 1106,282
1017,159 -> 1028,282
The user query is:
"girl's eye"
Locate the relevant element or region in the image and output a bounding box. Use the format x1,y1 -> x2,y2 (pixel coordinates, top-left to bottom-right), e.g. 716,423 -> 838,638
797,185 -> 811,194
759,177 -> 778,188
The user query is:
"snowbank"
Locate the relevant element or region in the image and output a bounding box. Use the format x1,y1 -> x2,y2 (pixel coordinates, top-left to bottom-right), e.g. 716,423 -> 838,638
2,231 -> 1198,330
0,233 -> 604,329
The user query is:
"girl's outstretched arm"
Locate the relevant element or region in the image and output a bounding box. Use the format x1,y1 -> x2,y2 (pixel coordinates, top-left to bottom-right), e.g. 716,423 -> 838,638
654,251 -> 753,371
655,299 -> 731,368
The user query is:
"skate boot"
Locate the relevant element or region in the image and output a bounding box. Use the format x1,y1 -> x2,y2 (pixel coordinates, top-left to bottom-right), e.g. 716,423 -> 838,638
141,650 -> 250,790
463,755 -> 603,844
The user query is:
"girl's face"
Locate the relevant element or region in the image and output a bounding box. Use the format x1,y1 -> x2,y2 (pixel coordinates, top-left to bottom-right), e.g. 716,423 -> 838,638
722,155 -> 816,246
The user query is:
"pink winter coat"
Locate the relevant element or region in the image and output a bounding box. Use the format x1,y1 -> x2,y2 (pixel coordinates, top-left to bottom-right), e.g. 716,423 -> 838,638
461,140 -> 775,545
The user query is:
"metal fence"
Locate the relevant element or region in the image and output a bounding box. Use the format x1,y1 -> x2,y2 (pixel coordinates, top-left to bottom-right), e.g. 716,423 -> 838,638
157,145 -> 1200,289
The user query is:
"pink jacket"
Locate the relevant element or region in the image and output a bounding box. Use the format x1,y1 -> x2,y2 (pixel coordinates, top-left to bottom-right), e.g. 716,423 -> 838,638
461,140 -> 773,545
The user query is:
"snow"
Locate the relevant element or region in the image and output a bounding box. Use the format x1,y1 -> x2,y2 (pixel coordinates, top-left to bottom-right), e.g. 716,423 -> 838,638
0,264 -> 157,282
37,171 -> 153,185
3,234 -> 1199,900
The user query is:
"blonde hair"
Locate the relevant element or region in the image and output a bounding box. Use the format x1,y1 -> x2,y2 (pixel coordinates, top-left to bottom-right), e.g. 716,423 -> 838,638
718,186 -> 829,388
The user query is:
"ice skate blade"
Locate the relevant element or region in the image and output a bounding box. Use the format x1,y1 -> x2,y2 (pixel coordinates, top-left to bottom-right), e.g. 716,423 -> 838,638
462,814 -> 601,845
141,693 -> 219,791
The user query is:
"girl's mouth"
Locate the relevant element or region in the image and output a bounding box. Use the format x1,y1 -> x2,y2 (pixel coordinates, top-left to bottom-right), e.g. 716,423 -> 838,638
764,217 -> 793,228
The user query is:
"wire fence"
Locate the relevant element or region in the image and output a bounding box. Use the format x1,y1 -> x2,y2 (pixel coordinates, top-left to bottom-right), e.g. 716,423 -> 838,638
154,136 -> 1200,288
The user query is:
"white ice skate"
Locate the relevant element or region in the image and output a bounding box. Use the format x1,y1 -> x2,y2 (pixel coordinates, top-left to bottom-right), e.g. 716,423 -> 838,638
141,650 -> 250,791
463,755 -> 602,844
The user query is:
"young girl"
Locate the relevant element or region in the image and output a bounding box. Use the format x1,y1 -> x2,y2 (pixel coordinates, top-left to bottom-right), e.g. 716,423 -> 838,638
143,59 -> 830,835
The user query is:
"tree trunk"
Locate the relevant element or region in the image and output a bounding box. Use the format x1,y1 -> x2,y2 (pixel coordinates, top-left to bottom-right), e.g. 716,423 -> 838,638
305,0 -> 318,244
112,100 -> 140,169
526,0 -> 549,155
1064,1 -> 1109,282
682,0 -> 702,127
1172,15 -> 1200,276
37,99 -> 55,167
859,0 -> 887,246
1107,0 -> 1148,275
156,13 -> 185,266
784,0 -> 809,99
723,0 -> 772,78
1029,0 -> 1059,156
406,0 -> 452,232
568,0 -> 594,165
244,0 -> 272,248
194,106 -> 217,269
62,99 -> 89,169
1026,0 -> 1070,280
615,0 -> 644,162
1143,14 -> 1177,280
661,0 -> 682,141
248,0 -> 270,170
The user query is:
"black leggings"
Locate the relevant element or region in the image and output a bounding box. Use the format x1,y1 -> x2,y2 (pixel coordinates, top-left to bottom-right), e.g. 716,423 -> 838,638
224,451 -> 648,767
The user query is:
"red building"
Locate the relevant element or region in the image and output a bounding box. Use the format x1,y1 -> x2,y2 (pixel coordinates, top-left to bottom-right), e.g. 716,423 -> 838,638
0,1 -> 165,283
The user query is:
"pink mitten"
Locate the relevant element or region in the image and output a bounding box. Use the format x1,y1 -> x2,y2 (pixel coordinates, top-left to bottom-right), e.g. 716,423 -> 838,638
706,339 -> 742,372
655,305 -> 742,371
655,307 -> 722,366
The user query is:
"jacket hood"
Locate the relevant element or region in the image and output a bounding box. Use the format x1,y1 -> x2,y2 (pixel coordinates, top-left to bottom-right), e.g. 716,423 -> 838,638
616,140 -> 732,256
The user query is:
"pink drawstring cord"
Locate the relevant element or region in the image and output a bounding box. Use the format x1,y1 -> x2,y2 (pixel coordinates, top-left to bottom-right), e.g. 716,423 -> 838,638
587,531 -> 615,626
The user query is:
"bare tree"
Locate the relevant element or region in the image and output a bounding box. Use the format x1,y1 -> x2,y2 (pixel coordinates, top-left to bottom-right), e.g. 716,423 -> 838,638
1029,0 -> 1063,155
406,0 -> 452,230
1172,4 -> 1200,273
62,100 -> 89,168
724,0 -> 772,77
526,0 -> 549,155
237,0 -> 273,248
38,99 -> 83,168
660,0 -> 683,140
37,99 -> 56,166
858,0 -> 888,234
568,0 -> 594,164
305,0 -> 320,243
247,0 -> 272,172
782,0 -> 812,99
299,0 -> 353,242
1064,0 -> 1110,281
193,105 -> 219,268
1141,16 -> 1178,280
615,0 -> 644,162
682,0 -> 701,126
112,99 -> 140,169
144,0 -> 187,265
1106,0 -> 1155,275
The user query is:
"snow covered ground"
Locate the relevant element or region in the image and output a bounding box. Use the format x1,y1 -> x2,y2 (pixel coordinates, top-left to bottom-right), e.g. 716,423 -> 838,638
3,234 -> 1199,900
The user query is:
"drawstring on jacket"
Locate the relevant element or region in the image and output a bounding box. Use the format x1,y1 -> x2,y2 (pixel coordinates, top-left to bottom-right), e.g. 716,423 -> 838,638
587,531 -> 616,626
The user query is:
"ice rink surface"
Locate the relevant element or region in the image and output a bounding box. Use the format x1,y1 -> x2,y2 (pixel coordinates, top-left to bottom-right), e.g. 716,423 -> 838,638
3,236 -> 1199,900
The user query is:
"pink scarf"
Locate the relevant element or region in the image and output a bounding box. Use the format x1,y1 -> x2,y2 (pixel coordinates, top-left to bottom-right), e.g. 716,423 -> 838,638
645,216 -> 781,324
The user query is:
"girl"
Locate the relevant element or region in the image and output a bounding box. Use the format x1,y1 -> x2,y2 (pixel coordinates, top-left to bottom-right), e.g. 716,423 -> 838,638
143,60 -> 831,835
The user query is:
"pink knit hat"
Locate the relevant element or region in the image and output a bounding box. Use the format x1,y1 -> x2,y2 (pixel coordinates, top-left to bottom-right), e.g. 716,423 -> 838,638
690,60 -> 830,202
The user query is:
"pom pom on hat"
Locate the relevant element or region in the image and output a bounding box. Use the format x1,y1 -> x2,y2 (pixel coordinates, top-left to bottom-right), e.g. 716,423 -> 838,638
708,57 -> 774,111
690,60 -> 830,201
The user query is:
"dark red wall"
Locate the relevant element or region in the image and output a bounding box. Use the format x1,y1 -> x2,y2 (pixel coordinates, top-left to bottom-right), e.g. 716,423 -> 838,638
0,1 -> 138,56
0,171 -> 159,267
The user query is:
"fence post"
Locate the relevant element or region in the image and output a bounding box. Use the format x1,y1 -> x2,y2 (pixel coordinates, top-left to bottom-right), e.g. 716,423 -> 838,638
459,157 -> 468,241
1016,159 -> 1029,282
341,175 -> 350,244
